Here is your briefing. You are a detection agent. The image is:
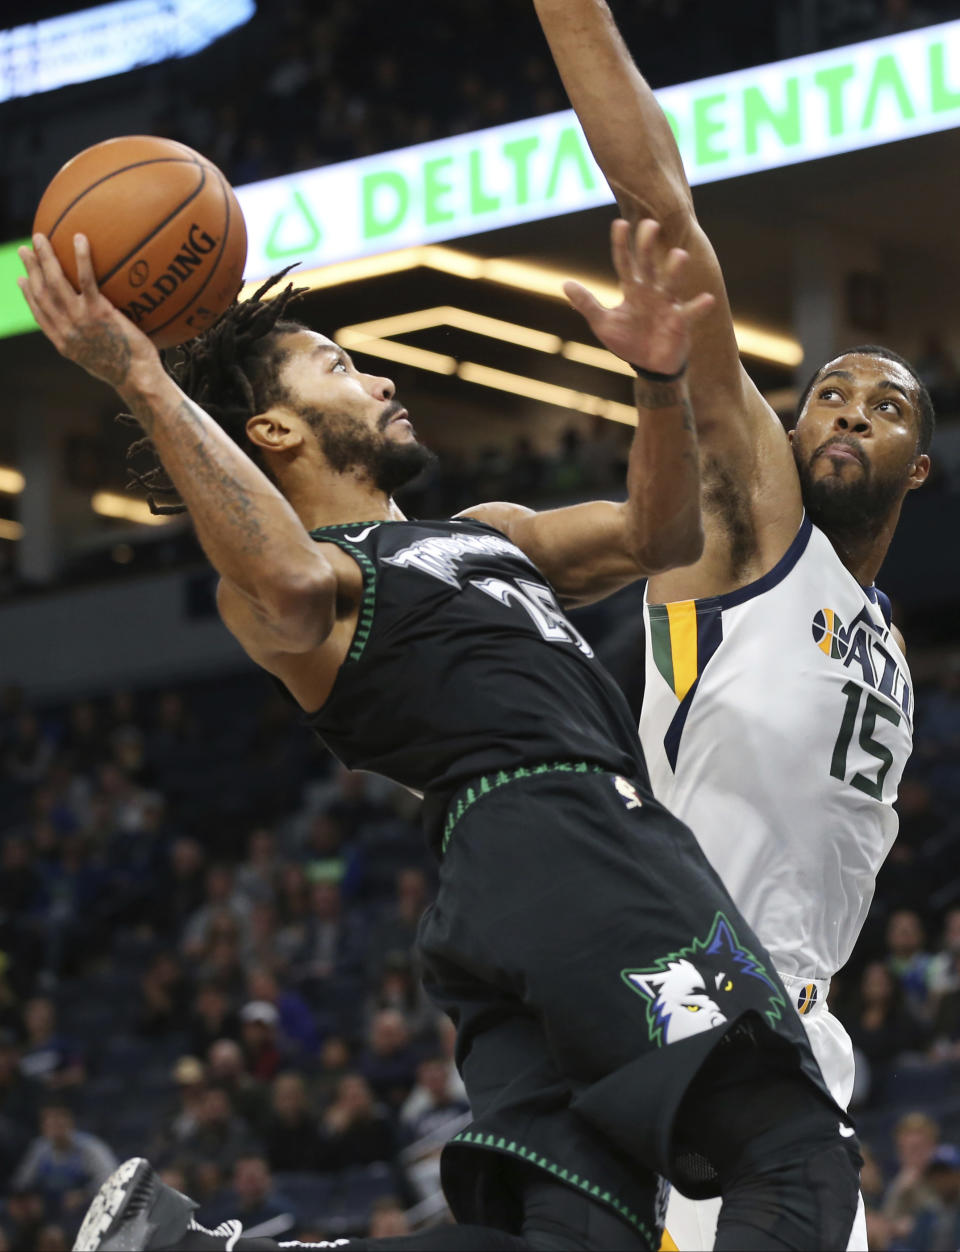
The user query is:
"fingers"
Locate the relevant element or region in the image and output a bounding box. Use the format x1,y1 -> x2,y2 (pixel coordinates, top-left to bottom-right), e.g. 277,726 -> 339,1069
16,275 -> 51,336
563,279 -> 606,325
632,218 -> 660,285
661,246 -> 689,291
17,245 -> 59,331
681,291 -> 716,325
31,233 -> 72,297
610,219 -> 638,287
74,234 -> 99,300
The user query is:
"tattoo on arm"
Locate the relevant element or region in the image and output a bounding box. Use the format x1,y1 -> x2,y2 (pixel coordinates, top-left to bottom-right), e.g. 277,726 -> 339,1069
131,396 -> 268,556
64,325 -> 132,390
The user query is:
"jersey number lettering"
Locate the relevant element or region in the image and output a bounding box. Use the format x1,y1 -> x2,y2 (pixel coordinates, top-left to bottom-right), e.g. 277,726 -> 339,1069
471,577 -> 594,657
830,680 -> 901,801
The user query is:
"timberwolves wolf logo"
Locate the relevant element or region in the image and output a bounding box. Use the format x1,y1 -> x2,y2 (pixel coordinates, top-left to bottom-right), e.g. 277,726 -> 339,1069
622,913 -> 785,1047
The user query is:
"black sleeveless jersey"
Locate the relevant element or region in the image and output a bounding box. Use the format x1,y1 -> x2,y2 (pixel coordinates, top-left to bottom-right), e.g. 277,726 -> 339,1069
304,517 -> 649,800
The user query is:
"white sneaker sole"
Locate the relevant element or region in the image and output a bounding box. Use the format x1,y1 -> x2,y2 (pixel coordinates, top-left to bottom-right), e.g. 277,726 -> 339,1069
73,1158 -> 147,1251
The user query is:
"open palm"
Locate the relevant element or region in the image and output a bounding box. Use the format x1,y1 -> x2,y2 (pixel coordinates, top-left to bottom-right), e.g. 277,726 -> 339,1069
565,218 -> 714,377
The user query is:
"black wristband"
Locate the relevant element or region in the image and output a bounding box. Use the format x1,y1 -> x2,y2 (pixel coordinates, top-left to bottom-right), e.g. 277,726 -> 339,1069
632,361 -> 688,383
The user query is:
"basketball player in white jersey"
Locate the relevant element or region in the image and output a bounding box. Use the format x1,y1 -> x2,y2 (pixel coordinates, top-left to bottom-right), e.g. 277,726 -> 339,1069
533,3 -> 933,1248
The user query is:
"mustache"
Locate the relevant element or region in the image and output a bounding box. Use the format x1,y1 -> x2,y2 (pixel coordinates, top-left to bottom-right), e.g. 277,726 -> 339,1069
377,400 -> 407,432
813,436 -> 866,467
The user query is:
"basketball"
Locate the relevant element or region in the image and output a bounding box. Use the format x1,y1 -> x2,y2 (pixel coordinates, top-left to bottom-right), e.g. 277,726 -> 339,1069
33,135 -> 247,349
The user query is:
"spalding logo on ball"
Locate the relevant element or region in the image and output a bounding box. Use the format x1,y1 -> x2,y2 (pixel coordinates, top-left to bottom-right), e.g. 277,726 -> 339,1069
33,135 -> 248,349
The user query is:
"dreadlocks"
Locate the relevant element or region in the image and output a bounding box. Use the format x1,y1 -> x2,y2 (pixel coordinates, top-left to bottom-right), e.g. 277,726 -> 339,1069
121,267 -> 310,514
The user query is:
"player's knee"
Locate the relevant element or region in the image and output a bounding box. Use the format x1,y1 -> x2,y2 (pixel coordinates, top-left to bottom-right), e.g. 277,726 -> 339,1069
716,1138 -> 860,1252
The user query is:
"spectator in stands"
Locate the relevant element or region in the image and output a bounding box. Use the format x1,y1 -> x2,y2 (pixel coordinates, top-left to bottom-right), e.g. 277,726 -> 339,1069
0,836 -> 44,941
317,1073 -> 396,1169
242,902 -> 282,974
153,1056 -> 207,1159
261,1071 -> 321,1173
929,948 -> 960,1059
882,1110 -> 941,1242
159,837 -> 207,936
11,1100 -> 116,1219
310,1034 -> 353,1110
905,1142 -> 960,1251
326,767 -> 394,842
195,921 -> 248,1006
366,953 -> 437,1043
930,908 -> 960,999
179,1084 -> 258,1175
0,1029 -> 41,1178
207,1038 -> 270,1133
368,868 -> 429,979
235,828 -> 281,906
887,908 -> 936,1018
182,864 -> 252,959
35,1223 -> 69,1251
198,1153 -> 295,1233
290,881 -> 366,991
300,814 -> 364,899
189,981 -> 240,1059
3,1183 -> 46,1249
3,713 -> 55,787
136,951 -> 190,1038
860,1143 -> 891,1250
274,864 -> 311,967
246,966 -> 319,1057
19,997 -> 85,1090
877,777 -> 945,914
59,702 -> 103,778
358,1009 -> 419,1110
399,1055 -> 471,1143
846,961 -> 930,1103
239,1001 -> 284,1082
368,1197 -> 411,1238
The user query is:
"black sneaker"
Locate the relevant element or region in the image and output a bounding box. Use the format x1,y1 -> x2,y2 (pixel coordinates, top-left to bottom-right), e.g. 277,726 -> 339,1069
73,1157 -> 205,1251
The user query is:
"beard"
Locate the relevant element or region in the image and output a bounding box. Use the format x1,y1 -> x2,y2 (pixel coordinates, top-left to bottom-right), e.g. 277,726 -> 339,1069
794,439 -> 907,539
303,401 -> 437,495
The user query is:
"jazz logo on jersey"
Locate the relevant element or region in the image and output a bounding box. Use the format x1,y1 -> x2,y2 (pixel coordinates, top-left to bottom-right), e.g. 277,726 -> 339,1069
622,913 -> 785,1047
613,776 -> 642,810
811,606 -> 911,718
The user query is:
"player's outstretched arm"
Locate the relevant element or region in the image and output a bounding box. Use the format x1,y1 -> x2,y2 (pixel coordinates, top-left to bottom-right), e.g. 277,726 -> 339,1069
532,0 -> 791,468
461,217 -> 713,605
18,233 -> 337,655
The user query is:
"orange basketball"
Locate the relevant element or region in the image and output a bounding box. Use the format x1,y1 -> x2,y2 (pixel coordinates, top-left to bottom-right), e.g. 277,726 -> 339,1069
33,135 -> 247,349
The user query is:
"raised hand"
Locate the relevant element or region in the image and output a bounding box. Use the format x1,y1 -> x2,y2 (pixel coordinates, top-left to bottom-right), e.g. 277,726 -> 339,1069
564,217 -> 715,377
18,233 -> 159,393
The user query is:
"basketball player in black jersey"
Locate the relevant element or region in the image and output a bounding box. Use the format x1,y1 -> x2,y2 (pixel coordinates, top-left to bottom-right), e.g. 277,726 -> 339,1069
22,218 -> 858,1252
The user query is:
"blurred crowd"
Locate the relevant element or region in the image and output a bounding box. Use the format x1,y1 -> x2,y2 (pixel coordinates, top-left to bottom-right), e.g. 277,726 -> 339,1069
147,0 -> 957,214
0,676 -> 467,1247
3,0 -> 957,237
0,627 -> 959,1247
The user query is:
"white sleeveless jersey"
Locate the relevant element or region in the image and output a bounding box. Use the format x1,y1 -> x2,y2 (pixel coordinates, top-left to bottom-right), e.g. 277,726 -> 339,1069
640,514 -> 913,981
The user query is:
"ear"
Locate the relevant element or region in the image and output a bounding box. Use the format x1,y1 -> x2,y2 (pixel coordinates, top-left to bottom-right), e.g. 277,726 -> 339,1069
626,971 -> 665,1001
907,453 -> 931,492
246,409 -> 304,455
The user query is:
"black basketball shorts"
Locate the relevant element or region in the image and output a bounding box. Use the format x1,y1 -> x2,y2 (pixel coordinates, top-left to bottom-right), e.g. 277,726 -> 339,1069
416,764 -> 843,1244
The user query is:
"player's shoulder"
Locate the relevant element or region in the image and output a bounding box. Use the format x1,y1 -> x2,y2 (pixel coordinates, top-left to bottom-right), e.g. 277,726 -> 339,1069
453,500 -> 535,538
892,622 -> 907,656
